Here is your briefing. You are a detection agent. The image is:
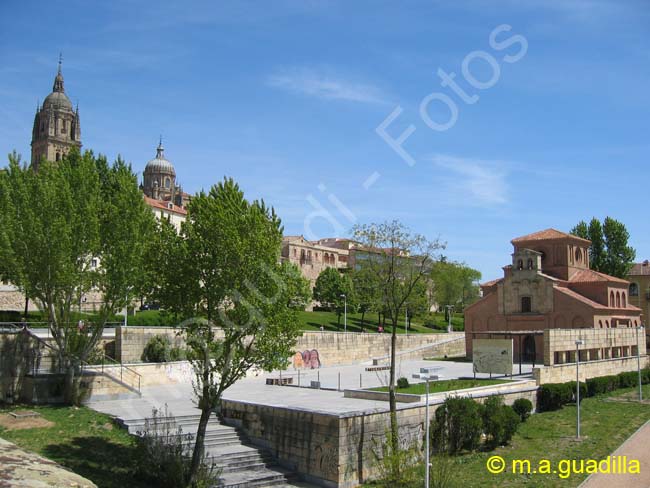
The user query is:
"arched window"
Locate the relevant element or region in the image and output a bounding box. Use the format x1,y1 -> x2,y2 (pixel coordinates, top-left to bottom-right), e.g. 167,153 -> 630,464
616,291 -> 621,308
521,296 -> 532,313
630,283 -> 639,296
610,291 -> 615,306
598,320 -> 603,328
575,248 -> 582,263
527,258 -> 534,270
517,259 -> 523,270
55,152 -> 61,161
165,177 -> 171,189
622,293 -> 626,308
293,248 -> 297,257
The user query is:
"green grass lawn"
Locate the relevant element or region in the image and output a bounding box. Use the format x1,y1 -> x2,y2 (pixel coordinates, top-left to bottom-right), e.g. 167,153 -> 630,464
365,384 -> 650,488
296,310 -> 463,334
0,404 -> 150,488
371,378 -> 509,395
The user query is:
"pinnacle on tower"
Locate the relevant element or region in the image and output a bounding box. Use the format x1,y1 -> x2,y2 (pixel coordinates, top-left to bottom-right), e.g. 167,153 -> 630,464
53,53 -> 65,93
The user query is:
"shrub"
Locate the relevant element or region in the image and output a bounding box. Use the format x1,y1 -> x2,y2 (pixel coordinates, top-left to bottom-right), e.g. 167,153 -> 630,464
372,429 -> 422,487
142,335 -> 172,363
586,375 -> 619,397
431,396 -> 483,454
618,371 -> 638,388
482,396 -> 520,448
512,398 -> 533,422
397,377 -> 410,389
538,382 -> 580,412
170,346 -> 186,361
135,405 -> 219,488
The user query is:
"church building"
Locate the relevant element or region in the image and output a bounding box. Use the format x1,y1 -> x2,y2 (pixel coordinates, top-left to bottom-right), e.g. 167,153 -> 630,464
465,229 -> 642,363
30,58 -> 81,169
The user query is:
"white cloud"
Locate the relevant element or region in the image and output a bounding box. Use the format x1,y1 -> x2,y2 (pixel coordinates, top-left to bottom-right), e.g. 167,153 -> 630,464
431,154 -> 510,206
267,67 -> 387,104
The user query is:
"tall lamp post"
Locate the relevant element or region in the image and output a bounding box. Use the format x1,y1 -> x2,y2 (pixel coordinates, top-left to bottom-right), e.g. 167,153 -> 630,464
575,339 -> 585,439
413,372 -> 438,488
405,305 -> 409,336
445,305 -> 454,333
340,294 -> 347,333
637,325 -> 644,402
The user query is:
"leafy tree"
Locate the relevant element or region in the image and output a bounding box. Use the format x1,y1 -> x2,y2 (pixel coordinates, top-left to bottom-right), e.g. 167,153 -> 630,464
313,267 -> 356,326
352,220 -> 444,468
150,178 -> 302,485
278,261 -> 311,310
571,217 -> 635,278
430,260 -> 481,310
0,150 -> 154,403
352,266 -> 381,328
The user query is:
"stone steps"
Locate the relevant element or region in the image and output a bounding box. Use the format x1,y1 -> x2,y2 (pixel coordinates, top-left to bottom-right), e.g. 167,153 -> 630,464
122,411 -> 299,487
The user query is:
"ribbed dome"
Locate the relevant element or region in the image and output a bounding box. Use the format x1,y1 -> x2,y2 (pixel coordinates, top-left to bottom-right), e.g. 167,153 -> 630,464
43,91 -> 73,110
144,142 -> 176,177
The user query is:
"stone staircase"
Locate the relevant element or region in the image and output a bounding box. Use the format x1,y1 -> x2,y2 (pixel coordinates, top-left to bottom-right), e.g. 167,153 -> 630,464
120,412 -> 300,487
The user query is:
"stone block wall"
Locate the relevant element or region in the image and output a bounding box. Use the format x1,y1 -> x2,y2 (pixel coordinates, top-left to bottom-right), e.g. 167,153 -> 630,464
543,328 -> 646,366
534,355 -> 650,384
222,383 -> 538,488
115,327 -> 465,366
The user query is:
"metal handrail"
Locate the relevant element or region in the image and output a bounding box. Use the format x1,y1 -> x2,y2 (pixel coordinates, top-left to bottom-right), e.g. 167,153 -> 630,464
101,353 -> 142,393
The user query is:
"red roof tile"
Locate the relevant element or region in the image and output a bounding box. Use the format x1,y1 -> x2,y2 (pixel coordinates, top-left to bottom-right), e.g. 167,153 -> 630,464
569,268 -> 628,284
144,196 -> 187,215
511,228 -> 590,245
629,261 -> 650,276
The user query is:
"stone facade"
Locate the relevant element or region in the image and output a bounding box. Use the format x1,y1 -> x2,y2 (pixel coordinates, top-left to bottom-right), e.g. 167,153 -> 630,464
465,229 -> 642,362
30,59 -> 81,169
627,260 -> 650,346
281,236 -> 349,287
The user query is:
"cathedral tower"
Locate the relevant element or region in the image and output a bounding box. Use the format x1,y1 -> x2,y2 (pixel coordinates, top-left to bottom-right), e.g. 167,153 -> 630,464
31,57 -> 81,169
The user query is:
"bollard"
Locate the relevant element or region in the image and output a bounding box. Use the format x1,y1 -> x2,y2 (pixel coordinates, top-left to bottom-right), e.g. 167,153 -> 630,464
318,371 -> 320,389
360,373 -> 362,389
298,370 -> 301,387
338,372 -> 341,391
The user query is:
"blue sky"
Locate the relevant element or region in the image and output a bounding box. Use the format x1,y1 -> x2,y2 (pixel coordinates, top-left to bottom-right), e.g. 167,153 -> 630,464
1,0 -> 649,280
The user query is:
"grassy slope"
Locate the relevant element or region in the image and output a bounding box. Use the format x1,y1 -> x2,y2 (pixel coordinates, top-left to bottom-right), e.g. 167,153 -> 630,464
0,405 -> 150,488
365,384 -> 650,488
296,310 -> 463,334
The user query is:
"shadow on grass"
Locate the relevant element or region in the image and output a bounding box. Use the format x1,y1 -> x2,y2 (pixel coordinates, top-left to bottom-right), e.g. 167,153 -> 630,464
43,436 -> 151,488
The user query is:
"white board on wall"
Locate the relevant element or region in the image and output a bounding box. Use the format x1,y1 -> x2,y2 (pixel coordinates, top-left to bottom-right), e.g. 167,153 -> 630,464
473,339 -> 513,375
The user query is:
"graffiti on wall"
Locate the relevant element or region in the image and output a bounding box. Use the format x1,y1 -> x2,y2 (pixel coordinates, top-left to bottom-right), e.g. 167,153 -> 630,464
293,349 -> 321,369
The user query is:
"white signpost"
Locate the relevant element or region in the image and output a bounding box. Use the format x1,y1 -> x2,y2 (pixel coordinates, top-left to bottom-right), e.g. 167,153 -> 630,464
472,339 -> 513,376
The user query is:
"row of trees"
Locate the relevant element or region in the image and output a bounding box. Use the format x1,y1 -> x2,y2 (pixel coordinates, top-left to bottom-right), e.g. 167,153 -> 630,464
312,253 -> 481,328
570,217 -> 636,278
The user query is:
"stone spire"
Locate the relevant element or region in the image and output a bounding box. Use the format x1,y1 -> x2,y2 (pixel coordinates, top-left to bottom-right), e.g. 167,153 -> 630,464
156,136 -> 164,159
52,53 -> 64,93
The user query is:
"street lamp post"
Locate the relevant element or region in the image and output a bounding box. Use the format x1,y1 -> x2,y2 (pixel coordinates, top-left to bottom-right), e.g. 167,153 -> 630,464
575,339 -> 585,439
445,305 -> 453,333
405,306 -> 408,336
413,371 -> 439,488
637,325 -> 644,402
340,294 -> 347,333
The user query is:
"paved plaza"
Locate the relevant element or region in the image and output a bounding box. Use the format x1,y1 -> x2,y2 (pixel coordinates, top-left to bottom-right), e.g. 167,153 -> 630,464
88,358 -> 534,421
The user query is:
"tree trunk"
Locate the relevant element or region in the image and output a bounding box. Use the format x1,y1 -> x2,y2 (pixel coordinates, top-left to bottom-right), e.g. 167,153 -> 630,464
63,362 -> 78,405
388,316 -> 399,457
189,390 -> 212,485
361,310 -> 365,328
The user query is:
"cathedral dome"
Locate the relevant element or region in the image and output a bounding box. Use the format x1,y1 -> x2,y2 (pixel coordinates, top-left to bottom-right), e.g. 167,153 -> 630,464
43,91 -> 73,111
144,141 -> 176,177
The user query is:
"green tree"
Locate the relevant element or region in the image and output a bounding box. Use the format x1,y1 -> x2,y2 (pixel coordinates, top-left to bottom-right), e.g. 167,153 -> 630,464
313,267 -> 356,326
352,220 -> 444,471
278,261 -> 311,310
571,217 -> 635,278
430,260 -> 481,311
0,150 -> 154,403
150,178 -> 302,485
351,266 -> 381,328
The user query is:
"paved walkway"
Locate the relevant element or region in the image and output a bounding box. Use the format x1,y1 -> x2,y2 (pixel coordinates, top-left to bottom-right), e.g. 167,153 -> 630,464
580,420 -> 650,488
88,358 -> 534,421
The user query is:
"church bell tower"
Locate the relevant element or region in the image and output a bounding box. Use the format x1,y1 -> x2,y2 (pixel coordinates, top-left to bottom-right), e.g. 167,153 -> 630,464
31,55 -> 82,169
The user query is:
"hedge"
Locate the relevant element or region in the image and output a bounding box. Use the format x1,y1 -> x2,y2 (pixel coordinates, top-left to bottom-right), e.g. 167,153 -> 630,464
540,368 -> 650,412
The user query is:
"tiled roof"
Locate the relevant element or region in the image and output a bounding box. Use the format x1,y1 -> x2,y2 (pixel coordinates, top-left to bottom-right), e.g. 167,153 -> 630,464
144,196 -> 187,215
569,268 -> 628,284
555,287 -> 609,310
511,228 -> 590,244
629,261 -> 650,276
481,278 -> 502,288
